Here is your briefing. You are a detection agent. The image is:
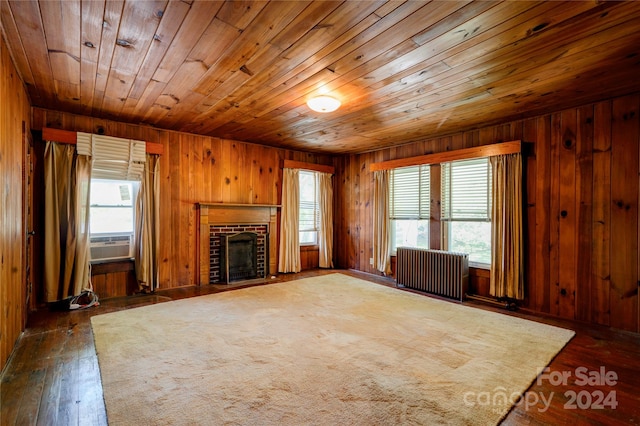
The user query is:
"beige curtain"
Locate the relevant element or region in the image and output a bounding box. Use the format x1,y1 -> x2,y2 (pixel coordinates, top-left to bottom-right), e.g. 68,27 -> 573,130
318,172 -> 334,268
490,153 -> 524,299
373,170 -> 392,275
278,168 -> 301,272
44,142 -> 92,302
135,154 -> 160,291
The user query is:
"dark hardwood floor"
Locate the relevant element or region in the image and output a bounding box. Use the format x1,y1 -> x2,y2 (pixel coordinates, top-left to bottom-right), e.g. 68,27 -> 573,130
1,269 -> 638,425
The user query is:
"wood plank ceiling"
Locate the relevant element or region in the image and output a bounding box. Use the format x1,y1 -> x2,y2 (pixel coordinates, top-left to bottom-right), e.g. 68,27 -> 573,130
2,0 -> 640,154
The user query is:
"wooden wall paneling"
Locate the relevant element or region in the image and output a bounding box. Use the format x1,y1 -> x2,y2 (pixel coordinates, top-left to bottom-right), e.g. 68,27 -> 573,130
201,135 -> 212,202
158,131 -> 171,287
234,142 -> 248,204
331,156 -> 340,268
29,108 -> 330,292
610,95 -> 639,332
478,126 -> 496,148
209,137 -> 223,203
317,95 -> 637,333
0,36 -> 31,372
350,155 -> 361,270
169,132 -> 182,285
333,156 -> 347,270
228,141 -> 240,202
188,134 -> 201,205
534,115 -> 552,313
342,156 -> 356,268
90,261 -> 136,299
300,246 -> 319,271
191,135 -> 204,284
265,145 -> 278,205
522,117 -> 538,309
249,145 -> 259,204
345,155 -> 357,270
575,105 -> 594,323
548,113 -> 562,316
591,100 -> 612,326
359,157 -> 370,272
557,109 -> 577,319
336,155 -> 347,270
182,135 -> 195,285
220,139 -> 232,202
470,267 -> 491,296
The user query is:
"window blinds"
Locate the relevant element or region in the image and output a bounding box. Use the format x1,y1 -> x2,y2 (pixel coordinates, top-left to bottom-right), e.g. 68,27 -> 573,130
441,158 -> 491,221
76,132 -> 146,180
299,170 -> 319,232
389,165 -> 430,219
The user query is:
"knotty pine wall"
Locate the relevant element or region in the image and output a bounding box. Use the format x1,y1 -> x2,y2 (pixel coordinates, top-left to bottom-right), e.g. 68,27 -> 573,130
0,36 -> 31,372
30,107 -> 332,297
334,93 -> 640,333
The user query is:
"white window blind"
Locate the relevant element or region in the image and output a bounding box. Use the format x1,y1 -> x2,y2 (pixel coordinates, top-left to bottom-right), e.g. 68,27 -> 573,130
76,132 -> 146,180
299,170 -> 319,232
441,158 -> 491,221
390,165 -> 430,219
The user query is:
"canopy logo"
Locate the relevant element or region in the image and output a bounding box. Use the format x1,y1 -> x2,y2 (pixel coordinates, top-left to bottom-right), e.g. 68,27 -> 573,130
462,366 -> 618,413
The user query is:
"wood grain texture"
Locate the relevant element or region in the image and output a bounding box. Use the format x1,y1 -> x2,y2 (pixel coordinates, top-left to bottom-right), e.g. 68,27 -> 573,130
0,35 -> 31,373
3,1 -> 640,154
609,95 -> 639,332
31,107 -> 332,297
334,94 -> 640,333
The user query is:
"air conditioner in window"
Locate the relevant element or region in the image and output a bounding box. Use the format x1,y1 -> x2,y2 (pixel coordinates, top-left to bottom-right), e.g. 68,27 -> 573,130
90,235 -> 132,261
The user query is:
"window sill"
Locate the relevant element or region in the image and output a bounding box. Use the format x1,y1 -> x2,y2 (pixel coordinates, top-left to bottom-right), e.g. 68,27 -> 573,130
469,262 -> 490,270
300,244 -> 319,250
90,257 -> 134,265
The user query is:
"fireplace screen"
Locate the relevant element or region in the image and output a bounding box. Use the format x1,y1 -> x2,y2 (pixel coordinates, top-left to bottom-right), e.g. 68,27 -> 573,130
220,232 -> 258,283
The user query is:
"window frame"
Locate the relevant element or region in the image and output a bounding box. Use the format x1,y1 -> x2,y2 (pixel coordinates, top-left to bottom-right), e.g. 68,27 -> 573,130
441,158 -> 492,267
389,164 -> 431,254
299,170 -> 320,246
88,178 -> 140,262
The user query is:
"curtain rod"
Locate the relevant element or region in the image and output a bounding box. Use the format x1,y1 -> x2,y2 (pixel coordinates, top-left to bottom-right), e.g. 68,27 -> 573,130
370,140 -> 521,171
41,127 -> 164,155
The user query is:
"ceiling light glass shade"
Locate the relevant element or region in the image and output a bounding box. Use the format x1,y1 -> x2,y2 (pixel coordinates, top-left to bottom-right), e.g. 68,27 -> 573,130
307,95 -> 341,113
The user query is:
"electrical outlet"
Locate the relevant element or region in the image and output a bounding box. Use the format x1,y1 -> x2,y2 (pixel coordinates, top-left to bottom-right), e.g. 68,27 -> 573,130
369,257 -> 374,265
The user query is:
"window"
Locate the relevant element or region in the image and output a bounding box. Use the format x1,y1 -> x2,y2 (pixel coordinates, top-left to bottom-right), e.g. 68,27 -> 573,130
89,179 -> 139,235
299,170 -> 319,245
77,132 -> 146,261
390,165 -> 430,252
441,158 -> 491,265
88,179 -> 139,261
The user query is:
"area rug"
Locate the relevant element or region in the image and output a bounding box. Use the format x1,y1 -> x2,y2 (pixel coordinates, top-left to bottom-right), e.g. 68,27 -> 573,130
91,273 -> 574,425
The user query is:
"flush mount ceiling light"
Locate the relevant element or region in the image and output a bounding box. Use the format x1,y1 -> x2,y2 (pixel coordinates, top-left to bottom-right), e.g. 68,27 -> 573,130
307,95 -> 341,113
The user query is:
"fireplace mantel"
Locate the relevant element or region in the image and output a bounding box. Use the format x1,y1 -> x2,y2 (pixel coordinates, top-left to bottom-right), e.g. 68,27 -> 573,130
196,203 -> 279,285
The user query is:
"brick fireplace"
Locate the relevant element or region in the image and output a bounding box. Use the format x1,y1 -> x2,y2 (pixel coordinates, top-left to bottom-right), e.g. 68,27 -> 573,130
197,203 -> 279,285
210,225 -> 267,283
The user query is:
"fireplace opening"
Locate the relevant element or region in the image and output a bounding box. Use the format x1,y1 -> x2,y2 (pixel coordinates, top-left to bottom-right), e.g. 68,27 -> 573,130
220,232 -> 258,283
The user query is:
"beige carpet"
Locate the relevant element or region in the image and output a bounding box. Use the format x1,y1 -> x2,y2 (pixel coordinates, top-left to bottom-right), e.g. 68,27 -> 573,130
91,273 -> 574,425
